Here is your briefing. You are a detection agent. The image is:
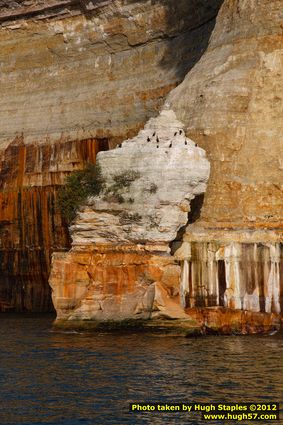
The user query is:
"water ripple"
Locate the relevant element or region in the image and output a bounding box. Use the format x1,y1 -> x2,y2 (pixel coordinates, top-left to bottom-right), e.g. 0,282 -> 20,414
0,315 -> 282,425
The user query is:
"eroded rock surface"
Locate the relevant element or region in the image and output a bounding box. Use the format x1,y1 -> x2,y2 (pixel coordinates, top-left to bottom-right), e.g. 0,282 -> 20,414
165,0 -> 283,323
50,111 -> 210,322
50,0 -> 282,332
167,0 -> 283,234
72,110 -> 209,247
0,0 -> 222,311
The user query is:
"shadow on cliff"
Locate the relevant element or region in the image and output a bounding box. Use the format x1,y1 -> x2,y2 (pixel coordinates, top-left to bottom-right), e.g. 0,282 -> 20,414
151,0 -> 224,81
80,0 -> 224,82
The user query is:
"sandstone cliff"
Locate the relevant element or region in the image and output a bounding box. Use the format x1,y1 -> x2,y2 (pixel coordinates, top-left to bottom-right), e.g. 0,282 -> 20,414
168,0 -> 283,320
49,0 -> 282,333
50,110 -> 210,323
0,0 -> 222,311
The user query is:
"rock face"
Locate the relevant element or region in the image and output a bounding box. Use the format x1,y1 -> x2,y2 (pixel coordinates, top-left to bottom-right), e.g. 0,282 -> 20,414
72,110 -> 209,247
0,0 -> 222,145
166,0 -> 283,320
167,0 -> 283,234
50,0 -> 283,333
1,0 -> 282,330
0,135 -> 106,311
50,111 -> 210,322
0,0 -> 222,311
176,239 -> 282,315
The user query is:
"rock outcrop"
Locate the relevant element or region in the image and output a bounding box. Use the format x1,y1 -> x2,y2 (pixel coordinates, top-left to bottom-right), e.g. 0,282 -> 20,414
0,0 -> 222,311
50,0 -> 282,333
1,0 -> 282,331
49,111 -> 210,322
72,110 -> 209,247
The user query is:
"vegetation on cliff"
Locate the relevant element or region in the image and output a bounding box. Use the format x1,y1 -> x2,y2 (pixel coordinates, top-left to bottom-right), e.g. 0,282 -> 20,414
58,163 -> 104,223
103,170 -> 141,204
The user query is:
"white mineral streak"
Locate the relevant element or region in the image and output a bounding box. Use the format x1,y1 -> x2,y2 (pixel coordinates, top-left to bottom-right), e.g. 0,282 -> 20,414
223,244 -> 242,310
180,259 -> 189,308
265,244 -> 281,314
176,241 -> 281,314
71,110 -> 210,247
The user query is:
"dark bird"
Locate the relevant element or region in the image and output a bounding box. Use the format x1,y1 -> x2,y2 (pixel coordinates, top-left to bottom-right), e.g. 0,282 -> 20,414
156,136 -> 160,143
169,142 -> 172,148
152,132 -> 156,137
185,140 -> 187,145
174,131 -> 178,136
147,137 -> 151,142
179,130 -> 183,135
195,143 -> 198,147
118,143 -> 122,148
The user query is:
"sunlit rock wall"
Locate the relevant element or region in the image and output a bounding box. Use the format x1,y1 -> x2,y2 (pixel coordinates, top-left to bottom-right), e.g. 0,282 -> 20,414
0,0 -> 223,311
50,111 -> 210,322
50,0 -> 282,332
0,135 -> 105,311
176,240 -> 282,315
168,0 -> 283,234
166,0 -> 283,321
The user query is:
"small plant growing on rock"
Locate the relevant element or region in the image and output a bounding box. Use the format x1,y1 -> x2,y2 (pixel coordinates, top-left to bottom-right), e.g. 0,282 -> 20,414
113,170 -> 141,189
143,182 -> 158,194
149,183 -> 158,194
119,211 -> 142,225
104,169 -> 140,204
103,193 -> 125,204
57,163 -> 104,224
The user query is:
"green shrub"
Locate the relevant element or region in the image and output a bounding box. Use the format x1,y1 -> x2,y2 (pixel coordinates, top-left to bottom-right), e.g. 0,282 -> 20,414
104,169 -> 141,203
119,211 -> 142,225
149,183 -> 158,194
143,182 -> 158,194
57,163 -> 104,223
112,170 -> 141,189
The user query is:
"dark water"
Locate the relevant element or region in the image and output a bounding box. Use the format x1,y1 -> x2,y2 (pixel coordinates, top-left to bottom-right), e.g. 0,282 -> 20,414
0,315 -> 282,425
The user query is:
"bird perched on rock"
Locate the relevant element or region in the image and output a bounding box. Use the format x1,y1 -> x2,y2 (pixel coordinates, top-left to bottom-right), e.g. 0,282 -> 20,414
169,142 -> 172,148
179,129 -> 183,135
147,137 -> 151,142
118,144 -> 122,148
195,143 -> 198,147
156,145 -> 159,148
152,132 -> 156,137
185,140 -> 187,145
174,131 -> 178,136
156,136 -> 160,143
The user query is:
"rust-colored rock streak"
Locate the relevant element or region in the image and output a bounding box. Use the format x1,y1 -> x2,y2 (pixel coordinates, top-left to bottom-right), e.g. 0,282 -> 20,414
165,0 -> 283,331
50,246 -> 183,322
0,0 -> 223,311
187,308 -> 281,335
49,0 -> 282,333
168,0 -> 283,233
0,136 -> 107,311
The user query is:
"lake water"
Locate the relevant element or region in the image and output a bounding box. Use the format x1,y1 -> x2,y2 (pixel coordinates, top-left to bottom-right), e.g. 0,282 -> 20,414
0,314 -> 282,425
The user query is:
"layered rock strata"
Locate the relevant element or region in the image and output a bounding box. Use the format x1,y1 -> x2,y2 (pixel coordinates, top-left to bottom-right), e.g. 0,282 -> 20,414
167,0 -> 283,234
50,0 -> 282,333
0,135 -> 106,311
0,0 -> 223,310
165,0 -> 283,321
50,111 -> 210,322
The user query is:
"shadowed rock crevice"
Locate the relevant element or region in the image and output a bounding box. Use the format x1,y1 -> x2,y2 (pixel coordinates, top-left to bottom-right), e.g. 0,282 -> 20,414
170,194 -> 205,255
